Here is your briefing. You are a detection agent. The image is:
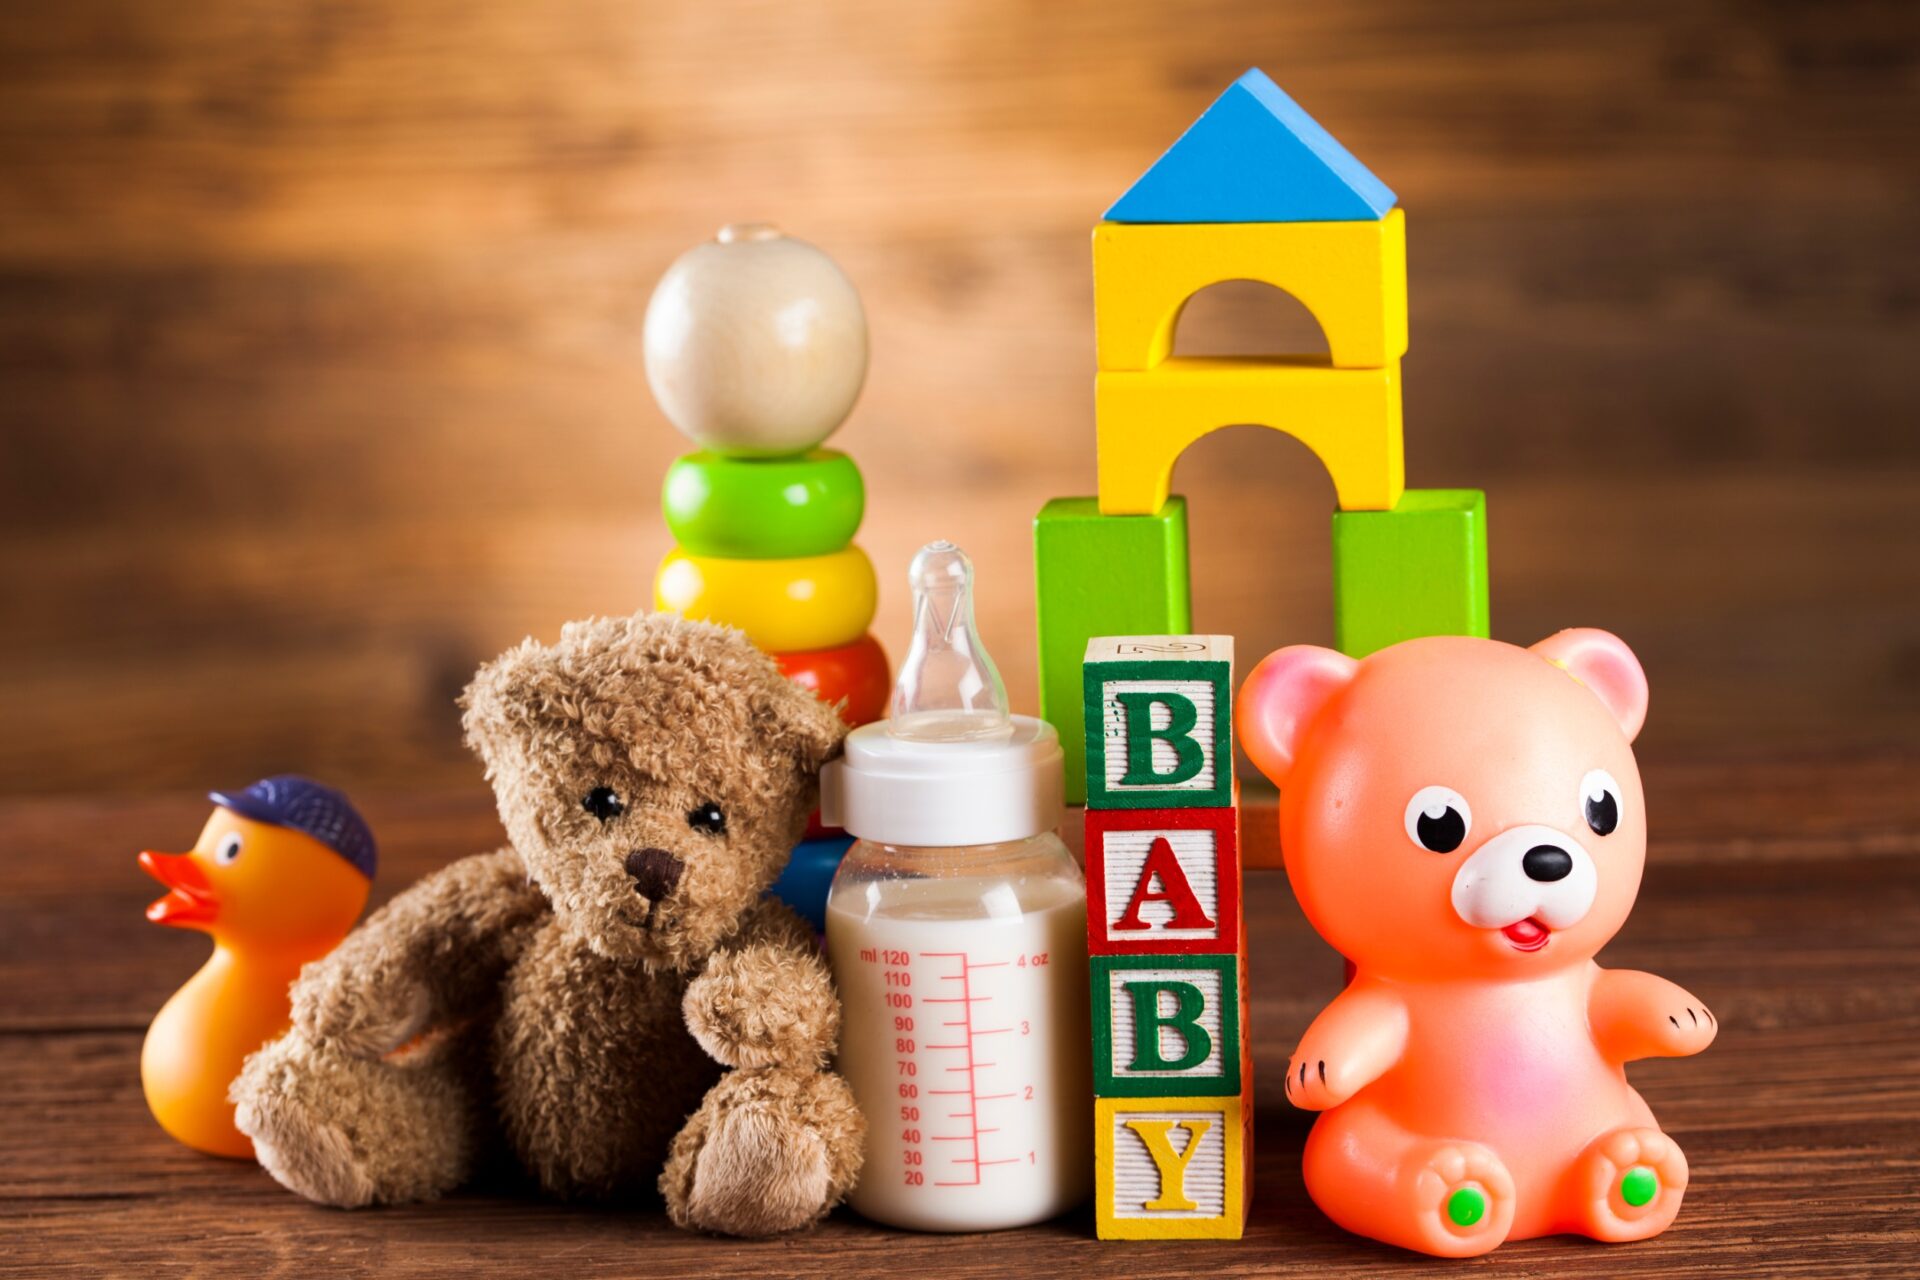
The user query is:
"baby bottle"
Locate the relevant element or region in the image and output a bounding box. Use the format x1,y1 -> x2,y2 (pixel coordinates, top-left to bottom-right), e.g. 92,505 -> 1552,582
821,541 -> 1091,1232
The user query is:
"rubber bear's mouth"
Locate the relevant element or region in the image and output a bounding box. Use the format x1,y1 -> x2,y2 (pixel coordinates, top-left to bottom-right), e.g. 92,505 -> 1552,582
1501,917 -> 1551,952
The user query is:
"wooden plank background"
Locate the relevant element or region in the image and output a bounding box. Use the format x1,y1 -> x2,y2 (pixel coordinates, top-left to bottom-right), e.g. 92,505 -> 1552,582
2,0 -> 1917,804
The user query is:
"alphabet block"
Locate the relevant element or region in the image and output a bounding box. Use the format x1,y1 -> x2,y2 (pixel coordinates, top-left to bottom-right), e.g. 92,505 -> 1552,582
1085,805 -> 1240,955
1095,357 -> 1404,516
1332,488 -> 1490,658
1035,500 -> 1193,805
1095,1096 -> 1248,1239
1092,954 -> 1243,1097
1093,211 -> 1407,371
1083,635 -> 1233,810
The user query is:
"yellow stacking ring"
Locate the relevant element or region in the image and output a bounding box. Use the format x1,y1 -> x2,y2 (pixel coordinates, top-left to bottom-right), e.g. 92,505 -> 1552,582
654,545 -> 877,652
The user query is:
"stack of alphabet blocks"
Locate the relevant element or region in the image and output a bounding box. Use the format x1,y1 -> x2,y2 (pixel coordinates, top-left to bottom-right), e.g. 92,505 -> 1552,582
1082,635 -> 1250,1240
1036,69 -> 1490,805
652,447 -> 890,924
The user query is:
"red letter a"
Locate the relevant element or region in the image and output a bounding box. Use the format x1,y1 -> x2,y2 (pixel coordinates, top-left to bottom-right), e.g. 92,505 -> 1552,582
1112,837 -> 1216,932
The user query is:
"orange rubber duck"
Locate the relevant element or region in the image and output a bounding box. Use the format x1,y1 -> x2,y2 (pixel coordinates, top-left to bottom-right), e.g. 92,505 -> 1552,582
139,776 -> 374,1157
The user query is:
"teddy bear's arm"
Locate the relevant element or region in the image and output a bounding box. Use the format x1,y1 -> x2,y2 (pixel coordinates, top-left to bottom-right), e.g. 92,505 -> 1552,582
1285,982 -> 1411,1111
682,898 -> 839,1071
1588,966 -> 1717,1065
290,846 -> 549,1058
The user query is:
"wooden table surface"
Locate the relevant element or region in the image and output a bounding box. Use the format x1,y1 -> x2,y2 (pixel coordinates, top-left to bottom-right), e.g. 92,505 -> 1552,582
5,753 -> 1917,1277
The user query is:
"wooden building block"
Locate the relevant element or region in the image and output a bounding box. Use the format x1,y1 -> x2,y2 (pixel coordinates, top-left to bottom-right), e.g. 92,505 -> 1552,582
1034,500 -> 1192,806
1095,357 -> 1404,516
1085,805 -> 1240,955
1083,635 -> 1234,810
1332,488 -> 1490,658
1092,211 -> 1407,371
1092,953 -> 1244,1097
1095,1095 -> 1248,1239
1104,69 -> 1396,224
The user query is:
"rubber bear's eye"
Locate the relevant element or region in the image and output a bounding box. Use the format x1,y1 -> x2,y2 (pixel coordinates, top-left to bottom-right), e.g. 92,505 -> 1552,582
215,832 -> 244,865
1580,769 -> 1622,837
687,803 -> 727,836
1404,786 -> 1471,854
582,786 -> 625,823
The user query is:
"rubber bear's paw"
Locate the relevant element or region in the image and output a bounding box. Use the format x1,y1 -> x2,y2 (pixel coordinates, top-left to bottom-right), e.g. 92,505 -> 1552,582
1575,1126 -> 1689,1242
1405,1141 -> 1515,1257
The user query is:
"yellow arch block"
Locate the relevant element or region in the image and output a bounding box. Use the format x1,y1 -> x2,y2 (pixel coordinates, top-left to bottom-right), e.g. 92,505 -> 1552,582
1092,210 -> 1407,371
1095,357 -> 1404,515
654,544 -> 877,652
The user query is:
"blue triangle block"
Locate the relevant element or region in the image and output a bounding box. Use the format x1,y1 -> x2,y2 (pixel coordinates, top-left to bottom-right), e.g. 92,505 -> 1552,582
1105,69 -> 1397,223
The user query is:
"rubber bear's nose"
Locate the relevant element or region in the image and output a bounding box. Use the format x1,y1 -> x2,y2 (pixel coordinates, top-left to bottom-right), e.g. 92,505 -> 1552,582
1522,845 -> 1574,883
625,847 -> 685,901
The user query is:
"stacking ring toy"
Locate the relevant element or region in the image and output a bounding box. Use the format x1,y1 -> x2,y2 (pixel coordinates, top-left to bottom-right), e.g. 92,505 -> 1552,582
662,450 -> 865,559
775,634 -> 891,728
654,545 -> 877,652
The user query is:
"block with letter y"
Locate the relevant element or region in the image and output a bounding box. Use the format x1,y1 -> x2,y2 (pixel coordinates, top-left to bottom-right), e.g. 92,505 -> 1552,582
1083,635 -> 1234,809
1095,1096 -> 1247,1240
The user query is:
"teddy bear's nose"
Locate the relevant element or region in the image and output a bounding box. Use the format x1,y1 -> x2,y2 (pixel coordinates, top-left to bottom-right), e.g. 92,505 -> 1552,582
1522,844 -> 1574,883
624,847 -> 685,901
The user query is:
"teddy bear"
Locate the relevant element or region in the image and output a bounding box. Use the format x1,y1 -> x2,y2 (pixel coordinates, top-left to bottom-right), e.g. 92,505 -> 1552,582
1236,629 -> 1716,1257
229,612 -> 866,1236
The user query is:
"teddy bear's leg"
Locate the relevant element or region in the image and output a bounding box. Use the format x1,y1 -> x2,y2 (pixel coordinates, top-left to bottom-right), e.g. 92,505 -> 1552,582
1565,1125 -> 1689,1242
660,1065 -> 865,1237
1302,1098 -> 1516,1258
231,1024 -> 487,1207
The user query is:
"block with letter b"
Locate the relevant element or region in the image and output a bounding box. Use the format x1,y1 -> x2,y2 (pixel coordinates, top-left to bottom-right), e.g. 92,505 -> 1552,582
1083,635 -> 1234,809
1085,805 -> 1240,955
1092,954 -> 1242,1097
1095,1096 -> 1248,1239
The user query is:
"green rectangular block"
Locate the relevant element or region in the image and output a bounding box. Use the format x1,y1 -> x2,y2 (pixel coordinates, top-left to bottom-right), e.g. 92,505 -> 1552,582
1083,636 -> 1234,810
1035,497 -> 1192,805
1091,953 -> 1243,1098
1333,489 -> 1490,658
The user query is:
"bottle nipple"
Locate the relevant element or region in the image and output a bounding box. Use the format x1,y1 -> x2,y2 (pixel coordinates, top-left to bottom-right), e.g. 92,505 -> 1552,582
888,540 -> 1012,743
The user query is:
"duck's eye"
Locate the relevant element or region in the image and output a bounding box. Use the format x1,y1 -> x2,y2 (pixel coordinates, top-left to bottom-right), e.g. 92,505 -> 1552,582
1580,769 -> 1622,837
1404,786 -> 1471,854
582,786 -> 625,823
215,832 -> 244,865
687,803 -> 727,836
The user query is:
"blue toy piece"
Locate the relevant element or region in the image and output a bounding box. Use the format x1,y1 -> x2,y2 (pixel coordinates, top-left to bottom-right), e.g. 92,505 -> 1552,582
768,834 -> 855,932
1104,69 -> 1397,224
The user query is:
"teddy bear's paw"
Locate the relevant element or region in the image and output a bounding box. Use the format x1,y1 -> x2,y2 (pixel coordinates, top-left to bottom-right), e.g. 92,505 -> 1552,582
291,963 -> 433,1059
681,1100 -> 833,1236
1573,1126 -> 1688,1241
231,1028 -> 475,1207
1404,1141 -> 1515,1258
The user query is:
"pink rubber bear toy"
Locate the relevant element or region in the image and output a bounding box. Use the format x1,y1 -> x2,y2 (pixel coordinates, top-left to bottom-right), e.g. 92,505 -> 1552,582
1237,630 -> 1715,1256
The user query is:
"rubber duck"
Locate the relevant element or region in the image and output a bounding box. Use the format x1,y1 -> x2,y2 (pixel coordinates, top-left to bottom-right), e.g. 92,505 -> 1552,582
139,775 -> 375,1157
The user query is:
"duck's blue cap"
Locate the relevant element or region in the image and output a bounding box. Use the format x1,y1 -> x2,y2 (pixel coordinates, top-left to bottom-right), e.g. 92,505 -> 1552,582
208,775 -> 377,879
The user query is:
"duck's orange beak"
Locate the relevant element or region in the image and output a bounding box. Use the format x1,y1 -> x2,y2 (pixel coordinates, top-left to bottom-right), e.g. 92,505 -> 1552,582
139,850 -> 219,928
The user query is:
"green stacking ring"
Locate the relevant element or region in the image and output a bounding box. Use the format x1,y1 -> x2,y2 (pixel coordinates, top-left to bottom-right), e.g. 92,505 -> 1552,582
662,449 -> 865,559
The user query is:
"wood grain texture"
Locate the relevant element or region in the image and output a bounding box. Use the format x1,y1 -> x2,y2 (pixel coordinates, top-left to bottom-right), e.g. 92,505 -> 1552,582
3,763 -> 1917,1275
1,0 -> 1917,799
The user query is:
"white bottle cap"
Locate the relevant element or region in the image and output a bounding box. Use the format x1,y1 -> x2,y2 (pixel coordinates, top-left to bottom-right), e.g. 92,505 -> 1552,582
821,715 -> 1064,847
820,540 -> 1062,846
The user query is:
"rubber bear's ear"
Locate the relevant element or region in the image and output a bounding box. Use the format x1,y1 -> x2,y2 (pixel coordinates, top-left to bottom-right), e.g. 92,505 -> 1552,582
1530,628 -> 1648,743
1236,646 -> 1360,788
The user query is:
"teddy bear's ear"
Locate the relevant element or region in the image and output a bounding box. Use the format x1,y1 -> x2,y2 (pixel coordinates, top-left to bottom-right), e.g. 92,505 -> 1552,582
458,635 -> 550,770
1530,628 -> 1648,743
1236,645 -> 1360,788
756,677 -> 850,776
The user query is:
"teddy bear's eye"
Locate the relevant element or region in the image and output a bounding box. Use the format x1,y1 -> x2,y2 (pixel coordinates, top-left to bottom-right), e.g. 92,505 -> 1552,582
687,803 -> 727,836
1404,786 -> 1471,854
1580,769 -> 1622,837
582,786 -> 625,823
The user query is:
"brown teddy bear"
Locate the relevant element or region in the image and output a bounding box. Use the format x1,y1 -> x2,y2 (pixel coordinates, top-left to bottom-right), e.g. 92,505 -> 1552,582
229,612 -> 866,1236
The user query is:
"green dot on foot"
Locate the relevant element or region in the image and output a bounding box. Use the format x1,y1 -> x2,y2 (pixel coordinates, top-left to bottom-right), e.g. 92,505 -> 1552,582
1621,1165 -> 1659,1207
1447,1186 -> 1487,1227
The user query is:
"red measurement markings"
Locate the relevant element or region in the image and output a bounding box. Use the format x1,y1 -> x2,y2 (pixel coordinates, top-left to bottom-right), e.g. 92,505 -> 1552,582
921,954 -> 1011,1187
